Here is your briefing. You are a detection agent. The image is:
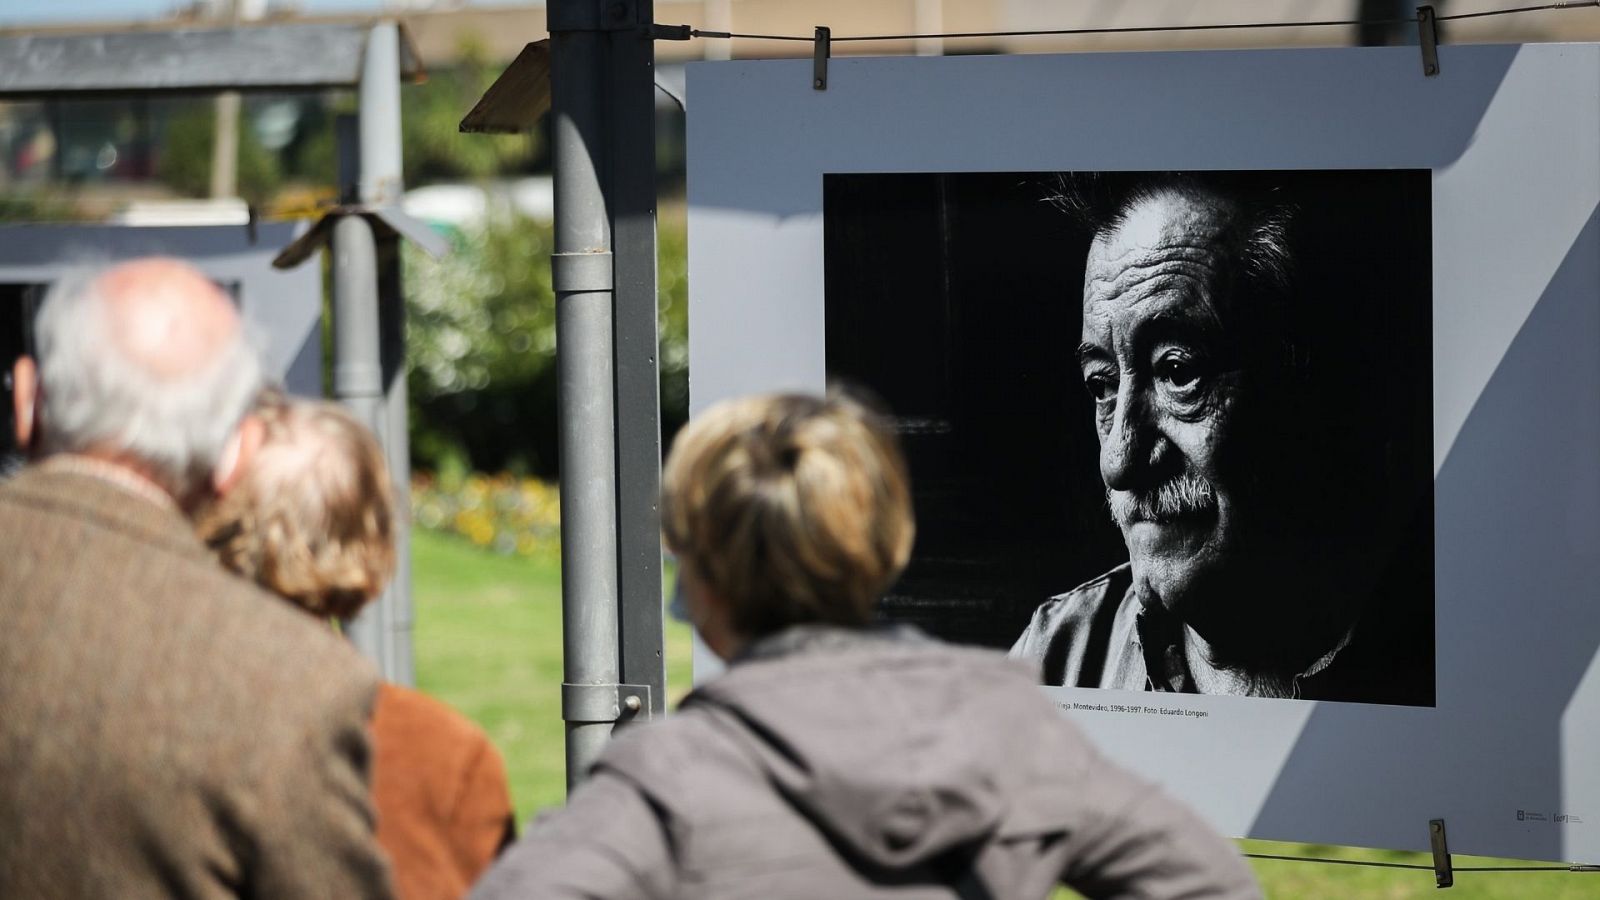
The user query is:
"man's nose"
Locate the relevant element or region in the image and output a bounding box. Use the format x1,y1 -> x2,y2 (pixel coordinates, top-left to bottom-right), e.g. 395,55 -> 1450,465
1101,384 -> 1159,491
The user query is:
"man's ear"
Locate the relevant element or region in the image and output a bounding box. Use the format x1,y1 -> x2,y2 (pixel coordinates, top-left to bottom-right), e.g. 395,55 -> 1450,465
212,413 -> 264,496
11,356 -> 36,451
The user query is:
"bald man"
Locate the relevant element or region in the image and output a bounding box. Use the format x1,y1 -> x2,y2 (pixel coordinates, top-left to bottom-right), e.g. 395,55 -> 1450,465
0,259 -> 393,898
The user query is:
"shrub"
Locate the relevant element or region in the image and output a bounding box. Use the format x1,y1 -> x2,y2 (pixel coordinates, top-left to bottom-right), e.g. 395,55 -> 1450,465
154,104 -> 281,204
404,211 -> 689,477
411,472 -> 561,559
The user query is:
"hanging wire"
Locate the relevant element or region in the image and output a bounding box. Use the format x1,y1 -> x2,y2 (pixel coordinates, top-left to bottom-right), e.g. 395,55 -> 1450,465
683,0 -> 1600,44
1244,852 -> 1600,872
1442,0 -> 1600,22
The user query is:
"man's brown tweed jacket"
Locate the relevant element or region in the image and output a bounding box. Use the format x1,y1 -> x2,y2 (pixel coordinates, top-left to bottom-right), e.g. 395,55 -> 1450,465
0,465 -> 393,898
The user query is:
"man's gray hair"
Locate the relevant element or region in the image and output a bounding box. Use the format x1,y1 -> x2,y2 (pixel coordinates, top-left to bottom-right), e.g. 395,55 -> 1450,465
32,267 -> 263,499
1046,171 -> 1297,304
1046,171 -> 1304,374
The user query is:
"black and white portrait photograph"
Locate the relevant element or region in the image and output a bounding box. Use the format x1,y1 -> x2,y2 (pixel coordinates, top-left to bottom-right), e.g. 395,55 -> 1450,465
825,170 -> 1435,708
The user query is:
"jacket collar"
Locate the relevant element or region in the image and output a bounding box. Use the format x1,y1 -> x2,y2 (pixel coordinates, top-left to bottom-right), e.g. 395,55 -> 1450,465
37,454 -> 180,513
2,461 -> 211,562
734,622 -> 932,665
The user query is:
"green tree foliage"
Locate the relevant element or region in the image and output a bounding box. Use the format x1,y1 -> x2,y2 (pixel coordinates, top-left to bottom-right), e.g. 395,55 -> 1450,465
154,105 -> 281,204
402,36 -> 536,185
406,212 -> 557,475
0,191 -> 79,223
657,219 -> 689,443
405,212 -> 689,478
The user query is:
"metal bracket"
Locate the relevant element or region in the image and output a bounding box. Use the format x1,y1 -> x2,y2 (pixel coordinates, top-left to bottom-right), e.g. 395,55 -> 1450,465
1417,6 -> 1440,77
552,250 -> 616,293
271,204 -> 448,270
652,23 -> 692,41
1430,818 -> 1454,888
813,26 -> 831,90
561,682 -> 653,724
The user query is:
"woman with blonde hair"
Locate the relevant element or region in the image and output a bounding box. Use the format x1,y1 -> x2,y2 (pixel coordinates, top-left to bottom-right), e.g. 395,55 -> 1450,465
198,392 -> 515,900
474,391 -> 1258,899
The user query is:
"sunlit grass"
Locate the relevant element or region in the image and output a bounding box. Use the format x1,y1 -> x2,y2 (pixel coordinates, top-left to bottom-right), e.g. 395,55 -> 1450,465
412,528 -> 691,821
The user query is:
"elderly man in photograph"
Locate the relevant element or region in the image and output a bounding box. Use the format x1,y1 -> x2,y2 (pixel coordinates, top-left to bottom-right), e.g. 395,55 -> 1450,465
0,259 -> 392,897
1012,173 -> 1433,707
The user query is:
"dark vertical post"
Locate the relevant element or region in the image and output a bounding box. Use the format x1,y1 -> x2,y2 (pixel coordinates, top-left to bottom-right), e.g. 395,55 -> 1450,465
1358,0 -> 1442,46
335,114 -> 360,204
550,0 -> 623,789
608,0 -> 666,720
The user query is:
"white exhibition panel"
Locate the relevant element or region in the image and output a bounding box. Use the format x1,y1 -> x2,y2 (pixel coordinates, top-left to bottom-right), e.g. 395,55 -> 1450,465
686,45 -> 1600,861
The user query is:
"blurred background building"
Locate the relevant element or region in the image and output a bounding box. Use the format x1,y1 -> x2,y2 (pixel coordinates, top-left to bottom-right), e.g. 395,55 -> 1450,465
4,0 -> 1596,223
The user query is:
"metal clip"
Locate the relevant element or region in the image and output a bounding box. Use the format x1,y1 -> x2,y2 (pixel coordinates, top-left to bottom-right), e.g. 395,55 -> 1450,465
1417,6 -> 1440,77
813,26 -> 831,90
1430,818 -> 1454,888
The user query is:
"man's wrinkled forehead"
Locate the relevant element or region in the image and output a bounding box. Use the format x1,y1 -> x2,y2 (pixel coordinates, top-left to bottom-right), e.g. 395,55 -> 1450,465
1082,189 -> 1237,310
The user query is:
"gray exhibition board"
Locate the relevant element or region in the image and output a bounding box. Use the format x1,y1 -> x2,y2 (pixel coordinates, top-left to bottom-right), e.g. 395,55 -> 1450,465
0,223 -> 322,395
686,44 -> 1600,862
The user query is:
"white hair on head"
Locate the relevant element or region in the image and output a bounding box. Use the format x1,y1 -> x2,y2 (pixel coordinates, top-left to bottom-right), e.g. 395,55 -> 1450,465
32,265 -> 264,500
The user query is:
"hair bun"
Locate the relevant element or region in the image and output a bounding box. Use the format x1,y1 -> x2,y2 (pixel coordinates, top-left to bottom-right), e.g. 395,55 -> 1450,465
777,443 -> 802,470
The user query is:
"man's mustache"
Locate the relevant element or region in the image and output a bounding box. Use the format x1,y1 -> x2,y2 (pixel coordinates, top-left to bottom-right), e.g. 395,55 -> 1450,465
1108,472 -> 1217,526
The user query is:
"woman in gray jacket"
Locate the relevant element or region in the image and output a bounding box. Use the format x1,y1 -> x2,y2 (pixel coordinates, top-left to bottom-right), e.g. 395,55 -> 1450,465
474,392 -> 1261,900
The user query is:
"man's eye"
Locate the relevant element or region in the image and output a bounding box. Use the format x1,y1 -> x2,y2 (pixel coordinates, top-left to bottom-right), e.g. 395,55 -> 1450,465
1154,355 -> 1204,395
1083,373 -> 1118,403
1157,360 -> 1197,386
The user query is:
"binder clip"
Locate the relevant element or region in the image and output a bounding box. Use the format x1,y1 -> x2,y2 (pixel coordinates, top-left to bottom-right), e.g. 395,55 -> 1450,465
814,26 -> 831,90
1430,818 -> 1454,888
1418,6 -> 1440,77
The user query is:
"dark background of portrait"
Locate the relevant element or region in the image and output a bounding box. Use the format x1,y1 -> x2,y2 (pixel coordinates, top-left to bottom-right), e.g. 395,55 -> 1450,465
824,171 -> 1434,704
0,285 -> 38,473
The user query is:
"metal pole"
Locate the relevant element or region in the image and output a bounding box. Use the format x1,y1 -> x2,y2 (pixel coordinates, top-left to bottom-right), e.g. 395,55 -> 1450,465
209,0 -> 240,199
210,92 -> 240,198
358,19 -> 414,686
550,0 -> 621,790
377,241 -> 414,686
331,212 -> 390,673
608,0 -> 666,719
360,21 -> 405,207
208,0 -> 270,199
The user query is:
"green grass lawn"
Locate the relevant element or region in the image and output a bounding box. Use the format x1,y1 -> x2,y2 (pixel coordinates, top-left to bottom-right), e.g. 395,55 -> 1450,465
412,528 -> 692,819
412,529 -> 1593,898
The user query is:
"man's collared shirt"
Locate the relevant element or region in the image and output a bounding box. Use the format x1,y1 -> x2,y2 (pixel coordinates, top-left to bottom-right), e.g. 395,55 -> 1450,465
1009,563 -> 1359,701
